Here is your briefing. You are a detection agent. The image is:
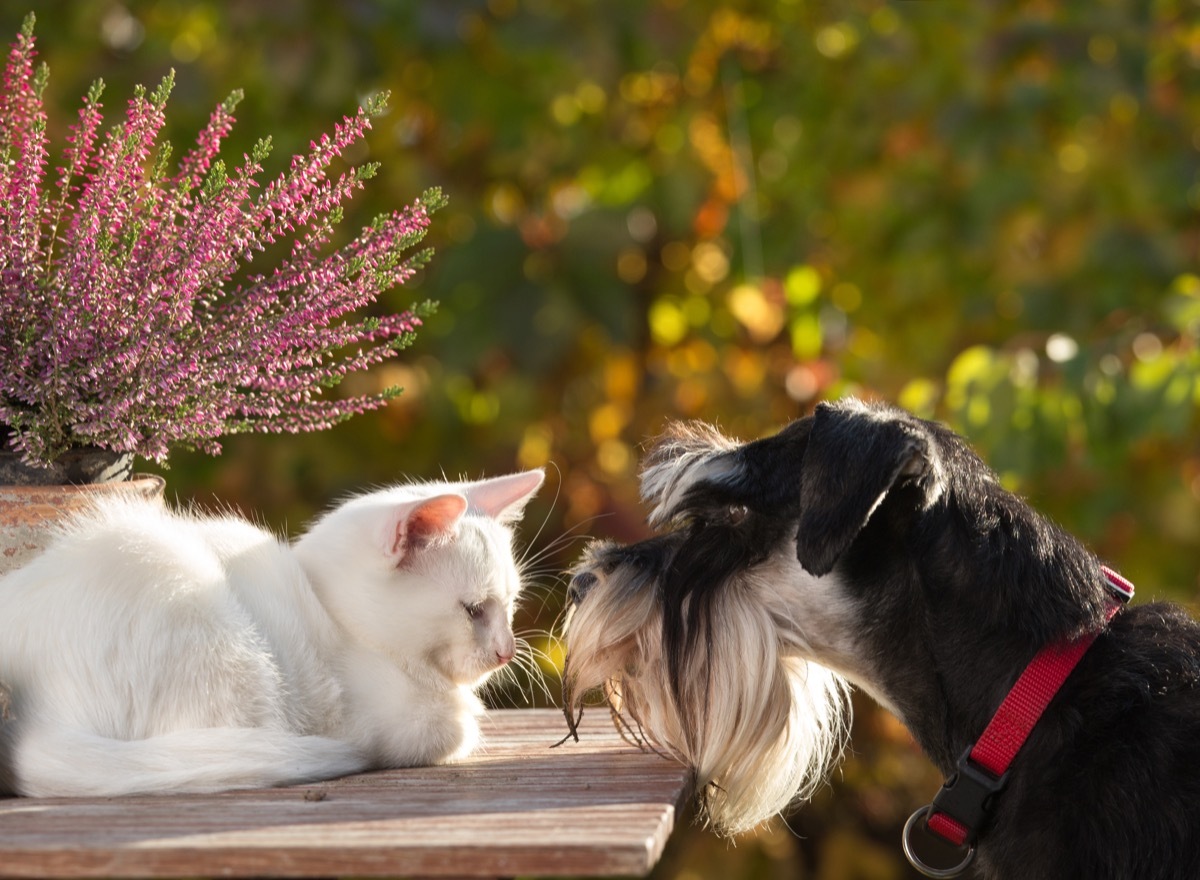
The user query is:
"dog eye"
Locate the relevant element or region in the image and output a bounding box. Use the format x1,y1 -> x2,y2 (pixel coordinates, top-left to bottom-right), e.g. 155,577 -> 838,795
725,504 -> 749,525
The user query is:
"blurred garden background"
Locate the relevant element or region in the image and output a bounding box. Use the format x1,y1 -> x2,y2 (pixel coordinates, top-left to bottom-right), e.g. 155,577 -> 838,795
5,0 -> 1200,877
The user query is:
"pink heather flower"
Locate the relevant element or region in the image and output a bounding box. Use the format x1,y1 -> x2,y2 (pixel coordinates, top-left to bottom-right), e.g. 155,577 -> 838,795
0,14 -> 441,469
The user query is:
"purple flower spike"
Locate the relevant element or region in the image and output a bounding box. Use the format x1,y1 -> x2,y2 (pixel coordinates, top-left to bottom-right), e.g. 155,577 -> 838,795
0,14 -> 441,469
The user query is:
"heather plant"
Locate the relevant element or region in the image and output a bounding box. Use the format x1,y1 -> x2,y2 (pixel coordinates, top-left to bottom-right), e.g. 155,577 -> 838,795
0,13 -> 440,473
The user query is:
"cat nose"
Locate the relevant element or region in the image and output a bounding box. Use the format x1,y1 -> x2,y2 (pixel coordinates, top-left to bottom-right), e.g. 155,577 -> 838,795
494,634 -> 515,666
567,570 -> 597,606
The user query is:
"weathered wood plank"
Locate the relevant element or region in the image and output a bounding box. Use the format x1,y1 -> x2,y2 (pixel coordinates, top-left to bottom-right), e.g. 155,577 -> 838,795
0,709 -> 691,878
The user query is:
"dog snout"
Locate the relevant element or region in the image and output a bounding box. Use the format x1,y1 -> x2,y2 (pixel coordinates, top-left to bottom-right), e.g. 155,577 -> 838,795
567,570 -> 598,606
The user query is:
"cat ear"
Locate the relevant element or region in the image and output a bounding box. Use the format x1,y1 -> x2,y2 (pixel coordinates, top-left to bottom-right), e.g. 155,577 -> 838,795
384,494 -> 469,563
464,470 -> 545,523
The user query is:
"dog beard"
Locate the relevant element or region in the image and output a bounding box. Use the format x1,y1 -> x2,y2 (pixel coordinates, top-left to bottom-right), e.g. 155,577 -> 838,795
561,544 -> 850,836
561,424 -> 851,836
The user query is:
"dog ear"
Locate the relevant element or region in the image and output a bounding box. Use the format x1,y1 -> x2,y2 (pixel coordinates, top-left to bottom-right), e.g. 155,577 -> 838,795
795,399 -> 941,576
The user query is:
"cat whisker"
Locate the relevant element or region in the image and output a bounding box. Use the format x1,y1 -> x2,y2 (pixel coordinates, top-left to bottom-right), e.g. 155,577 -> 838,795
512,636 -> 555,704
519,532 -> 600,576
481,660 -> 532,709
516,578 -> 569,623
519,561 -> 575,580
477,634 -> 556,709
515,461 -> 563,569
517,512 -> 607,573
514,509 -> 607,635
515,572 -> 568,599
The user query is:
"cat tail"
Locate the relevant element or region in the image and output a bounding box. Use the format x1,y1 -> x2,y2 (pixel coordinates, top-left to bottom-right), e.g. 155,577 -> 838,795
12,724 -> 368,797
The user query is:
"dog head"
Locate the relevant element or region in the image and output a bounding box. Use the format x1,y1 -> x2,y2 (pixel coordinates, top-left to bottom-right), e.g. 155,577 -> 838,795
562,397 -> 1109,835
562,531 -> 850,837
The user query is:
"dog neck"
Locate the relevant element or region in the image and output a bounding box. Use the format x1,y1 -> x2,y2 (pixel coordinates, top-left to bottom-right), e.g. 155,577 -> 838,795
827,483 -> 1118,777
902,570 -> 1133,876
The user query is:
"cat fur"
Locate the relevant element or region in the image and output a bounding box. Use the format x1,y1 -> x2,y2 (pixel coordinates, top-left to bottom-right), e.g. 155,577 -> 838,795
0,469 -> 544,798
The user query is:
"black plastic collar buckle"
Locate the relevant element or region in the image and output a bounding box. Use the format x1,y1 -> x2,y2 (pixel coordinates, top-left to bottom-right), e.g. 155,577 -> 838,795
930,746 -> 1009,840
902,747 -> 1009,877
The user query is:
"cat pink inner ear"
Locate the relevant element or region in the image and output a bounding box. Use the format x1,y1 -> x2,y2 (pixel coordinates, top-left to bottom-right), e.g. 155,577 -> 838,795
389,494 -> 468,559
464,470 -> 545,522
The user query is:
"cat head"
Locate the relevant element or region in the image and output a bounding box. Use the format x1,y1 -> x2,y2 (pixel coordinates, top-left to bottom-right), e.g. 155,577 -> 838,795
295,469 -> 545,688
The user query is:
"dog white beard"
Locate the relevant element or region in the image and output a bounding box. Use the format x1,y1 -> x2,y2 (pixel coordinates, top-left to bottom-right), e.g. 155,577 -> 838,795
562,570 -> 850,836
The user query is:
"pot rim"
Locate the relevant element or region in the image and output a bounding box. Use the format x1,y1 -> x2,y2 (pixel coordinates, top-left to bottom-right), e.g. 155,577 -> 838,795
0,473 -> 165,495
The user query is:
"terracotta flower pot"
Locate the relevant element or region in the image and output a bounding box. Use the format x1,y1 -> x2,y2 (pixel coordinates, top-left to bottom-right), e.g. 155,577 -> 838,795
0,471 -> 166,576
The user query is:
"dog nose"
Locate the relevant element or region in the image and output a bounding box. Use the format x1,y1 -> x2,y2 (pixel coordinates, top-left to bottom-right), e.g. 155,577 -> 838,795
567,570 -> 598,606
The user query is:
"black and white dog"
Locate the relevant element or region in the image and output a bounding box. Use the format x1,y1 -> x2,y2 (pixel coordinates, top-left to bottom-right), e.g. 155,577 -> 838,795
561,398 -> 1200,879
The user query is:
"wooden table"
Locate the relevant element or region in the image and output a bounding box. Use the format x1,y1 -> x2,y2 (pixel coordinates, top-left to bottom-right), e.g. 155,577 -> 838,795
0,709 -> 691,879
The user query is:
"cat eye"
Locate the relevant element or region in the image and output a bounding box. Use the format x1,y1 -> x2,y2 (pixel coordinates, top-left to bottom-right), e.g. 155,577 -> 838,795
462,601 -> 485,620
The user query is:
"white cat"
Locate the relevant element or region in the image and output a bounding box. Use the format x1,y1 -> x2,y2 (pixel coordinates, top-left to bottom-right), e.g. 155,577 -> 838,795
0,469 -> 544,797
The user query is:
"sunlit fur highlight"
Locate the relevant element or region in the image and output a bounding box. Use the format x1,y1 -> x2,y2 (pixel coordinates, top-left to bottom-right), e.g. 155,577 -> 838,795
637,421 -> 741,528
562,546 -> 849,836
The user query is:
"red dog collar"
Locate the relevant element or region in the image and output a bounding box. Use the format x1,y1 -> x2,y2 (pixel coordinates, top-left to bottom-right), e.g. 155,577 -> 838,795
902,567 -> 1134,877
